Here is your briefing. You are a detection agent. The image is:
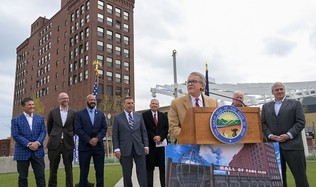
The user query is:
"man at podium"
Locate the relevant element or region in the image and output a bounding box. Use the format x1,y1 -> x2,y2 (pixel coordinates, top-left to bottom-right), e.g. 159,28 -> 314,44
168,71 -> 217,143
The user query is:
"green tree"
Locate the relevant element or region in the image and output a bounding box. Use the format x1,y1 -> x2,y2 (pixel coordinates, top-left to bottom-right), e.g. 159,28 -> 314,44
32,95 -> 45,116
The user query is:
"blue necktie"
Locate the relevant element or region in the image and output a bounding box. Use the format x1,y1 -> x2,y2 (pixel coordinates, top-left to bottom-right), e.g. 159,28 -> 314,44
128,113 -> 134,129
89,110 -> 95,125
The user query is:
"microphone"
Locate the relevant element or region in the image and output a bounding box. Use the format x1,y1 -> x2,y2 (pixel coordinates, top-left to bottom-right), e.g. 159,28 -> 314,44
209,91 -> 247,107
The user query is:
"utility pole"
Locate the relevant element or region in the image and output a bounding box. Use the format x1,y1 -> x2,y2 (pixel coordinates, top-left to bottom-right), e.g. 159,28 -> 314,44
172,49 -> 178,98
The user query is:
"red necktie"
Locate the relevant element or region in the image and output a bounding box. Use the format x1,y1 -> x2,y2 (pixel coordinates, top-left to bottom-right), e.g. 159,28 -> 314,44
195,98 -> 200,107
154,113 -> 158,127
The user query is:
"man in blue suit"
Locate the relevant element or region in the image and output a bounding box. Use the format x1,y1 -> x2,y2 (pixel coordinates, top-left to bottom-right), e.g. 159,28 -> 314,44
112,96 -> 149,187
74,94 -> 107,187
11,97 -> 46,187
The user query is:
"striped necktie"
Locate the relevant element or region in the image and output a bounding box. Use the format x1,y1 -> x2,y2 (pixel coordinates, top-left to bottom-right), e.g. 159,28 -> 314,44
128,113 -> 134,129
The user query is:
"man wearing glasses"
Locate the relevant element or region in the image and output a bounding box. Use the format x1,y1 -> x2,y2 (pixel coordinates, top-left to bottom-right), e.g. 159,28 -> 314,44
168,71 -> 218,142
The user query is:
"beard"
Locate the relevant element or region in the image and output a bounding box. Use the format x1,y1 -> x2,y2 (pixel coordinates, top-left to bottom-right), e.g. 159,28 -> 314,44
87,101 -> 96,109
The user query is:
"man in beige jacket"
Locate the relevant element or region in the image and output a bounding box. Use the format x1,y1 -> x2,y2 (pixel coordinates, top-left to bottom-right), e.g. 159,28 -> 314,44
168,72 -> 218,142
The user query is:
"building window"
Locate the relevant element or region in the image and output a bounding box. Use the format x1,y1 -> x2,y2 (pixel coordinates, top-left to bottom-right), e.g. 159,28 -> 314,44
124,88 -> 130,96
124,49 -> 129,58
86,1 -> 90,10
115,73 -> 121,82
124,75 -> 129,84
107,30 -> 113,40
71,13 -> 75,22
107,85 -> 113,96
98,0 -> 104,10
98,13 -> 104,23
115,86 -> 121,96
124,61 -> 129,71
107,4 -> 113,14
80,31 -> 84,40
115,46 -> 121,56
97,41 -> 103,51
123,24 -> 129,33
106,71 -> 112,81
85,41 -> 89,51
107,17 -> 113,26
116,33 -> 121,43
85,55 -> 89,65
79,58 -> 83,67
97,54 -> 104,62
85,27 -> 90,37
106,44 -> 112,53
97,26 -> 104,37
115,59 -> 121,69
81,5 -> 85,14
123,36 -> 129,45
115,8 -> 121,17
84,70 -> 88,80
115,21 -> 121,29
79,72 -> 83,82
123,11 -> 129,20
86,14 -> 90,23
69,77 -> 73,86
106,57 -> 113,67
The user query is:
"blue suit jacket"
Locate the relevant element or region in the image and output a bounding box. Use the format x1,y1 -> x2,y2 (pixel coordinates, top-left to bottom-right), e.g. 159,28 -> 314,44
74,108 -> 107,151
11,114 -> 46,160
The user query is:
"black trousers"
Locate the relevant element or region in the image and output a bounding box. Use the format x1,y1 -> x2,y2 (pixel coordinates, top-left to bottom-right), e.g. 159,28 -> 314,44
48,143 -> 73,187
17,152 -> 45,187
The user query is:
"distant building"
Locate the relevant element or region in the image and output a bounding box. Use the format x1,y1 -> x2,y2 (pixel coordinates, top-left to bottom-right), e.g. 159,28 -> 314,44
12,0 -> 135,155
0,138 -> 11,157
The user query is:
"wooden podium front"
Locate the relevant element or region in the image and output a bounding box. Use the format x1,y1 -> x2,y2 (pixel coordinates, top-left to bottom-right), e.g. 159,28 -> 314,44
177,107 -> 263,144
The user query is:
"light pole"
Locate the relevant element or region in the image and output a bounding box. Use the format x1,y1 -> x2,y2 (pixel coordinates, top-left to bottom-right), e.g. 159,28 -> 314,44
172,49 -> 178,98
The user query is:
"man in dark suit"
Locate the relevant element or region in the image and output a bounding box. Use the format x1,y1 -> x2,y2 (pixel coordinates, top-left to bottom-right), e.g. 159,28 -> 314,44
74,94 -> 107,187
261,82 -> 309,187
142,99 -> 168,187
112,96 -> 149,187
47,92 -> 76,187
11,97 -> 46,187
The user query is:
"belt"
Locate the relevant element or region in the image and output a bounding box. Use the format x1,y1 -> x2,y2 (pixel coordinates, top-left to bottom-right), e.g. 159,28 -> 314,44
60,139 -> 64,144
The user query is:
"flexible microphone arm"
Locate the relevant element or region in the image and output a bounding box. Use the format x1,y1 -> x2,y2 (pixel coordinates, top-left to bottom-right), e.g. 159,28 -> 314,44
209,91 -> 247,107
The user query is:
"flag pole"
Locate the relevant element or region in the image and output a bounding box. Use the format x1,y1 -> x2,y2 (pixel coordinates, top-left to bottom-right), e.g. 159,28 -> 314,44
205,63 -> 210,96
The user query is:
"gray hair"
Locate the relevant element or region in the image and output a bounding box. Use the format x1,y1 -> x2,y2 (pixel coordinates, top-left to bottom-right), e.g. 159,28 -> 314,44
271,82 -> 285,93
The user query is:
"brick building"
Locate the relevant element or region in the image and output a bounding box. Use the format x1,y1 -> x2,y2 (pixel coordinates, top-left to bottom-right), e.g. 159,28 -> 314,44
11,0 -> 135,155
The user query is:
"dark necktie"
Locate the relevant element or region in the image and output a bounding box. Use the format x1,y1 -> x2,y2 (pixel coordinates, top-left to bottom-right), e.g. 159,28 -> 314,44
128,113 -> 134,129
195,98 -> 200,107
154,113 -> 158,127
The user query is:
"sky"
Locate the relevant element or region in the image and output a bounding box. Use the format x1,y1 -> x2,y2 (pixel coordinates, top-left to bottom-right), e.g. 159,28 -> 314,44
1,0 -> 316,139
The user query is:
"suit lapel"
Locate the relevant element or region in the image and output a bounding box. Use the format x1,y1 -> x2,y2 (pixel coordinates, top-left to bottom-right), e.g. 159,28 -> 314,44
183,95 -> 192,109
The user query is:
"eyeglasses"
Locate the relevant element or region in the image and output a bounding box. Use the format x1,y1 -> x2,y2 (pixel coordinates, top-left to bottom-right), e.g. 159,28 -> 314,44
186,80 -> 203,85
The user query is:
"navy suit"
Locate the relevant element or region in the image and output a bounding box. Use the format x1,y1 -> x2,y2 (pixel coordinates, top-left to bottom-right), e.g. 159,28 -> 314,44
74,108 -> 107,187
112,111 -> 149,187
11,113 -> 46,186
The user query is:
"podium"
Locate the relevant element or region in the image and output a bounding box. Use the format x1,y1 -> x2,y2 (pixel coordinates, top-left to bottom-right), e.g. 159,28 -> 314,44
177,107 -> 263,144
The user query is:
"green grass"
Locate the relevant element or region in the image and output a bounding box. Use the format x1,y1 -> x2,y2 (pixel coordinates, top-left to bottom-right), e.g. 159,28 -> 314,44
287,161 -> 316,186
1,162 -> 315,186
0,164 -> 122,187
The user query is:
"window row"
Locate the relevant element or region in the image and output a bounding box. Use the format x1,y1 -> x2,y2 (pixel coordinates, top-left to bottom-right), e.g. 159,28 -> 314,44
69,70 -> 89,86
39,32 -> 52,46
37,64 -> 51,77
105,85 -> 130,97
97,14 -> 129,32
96,55 -> 130,71
38,53 -> 51,66
36,75 -> 50,88
36,87 -> 49,98
71,1 -> 90,22
70,14 -> 90,34
98,27 -> 129,46
98,1 -> 129,21
38,42 -> 51,56
70,27 -> 90,46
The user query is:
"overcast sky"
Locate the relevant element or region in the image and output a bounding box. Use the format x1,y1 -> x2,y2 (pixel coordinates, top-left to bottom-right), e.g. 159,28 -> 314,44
1,0 -> 316,139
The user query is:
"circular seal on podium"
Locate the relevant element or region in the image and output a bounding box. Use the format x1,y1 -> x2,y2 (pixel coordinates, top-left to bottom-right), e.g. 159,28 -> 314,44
210,105 -> 247,144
